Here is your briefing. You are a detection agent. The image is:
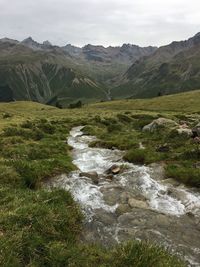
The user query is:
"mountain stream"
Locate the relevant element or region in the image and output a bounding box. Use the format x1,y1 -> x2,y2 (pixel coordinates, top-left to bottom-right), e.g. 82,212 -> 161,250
49,126 -> 200,266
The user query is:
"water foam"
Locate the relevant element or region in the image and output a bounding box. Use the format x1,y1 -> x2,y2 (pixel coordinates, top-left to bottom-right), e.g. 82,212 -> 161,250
66,126 -> 200,218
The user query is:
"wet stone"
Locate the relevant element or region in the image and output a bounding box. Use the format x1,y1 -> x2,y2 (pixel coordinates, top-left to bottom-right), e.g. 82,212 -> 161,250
106,174 -> 114,180
116,204 -> 132,216
120,192 -> 134,204
102,188 -> 122,205
128,198 -> 149,210
79,171 -> 99,184
94,209 -> 117,225
106,164 -> 121,175
155,214 -> 171,226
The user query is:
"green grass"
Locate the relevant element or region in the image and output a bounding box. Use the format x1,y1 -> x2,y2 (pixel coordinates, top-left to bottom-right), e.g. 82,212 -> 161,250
0,184 -> 184,267
0,188 -> 83,267
81,105 -> 200,187
90,90 -> 200,113
0,96 -> 195,266
0,119 -> 75,189
165,164 -> 200,187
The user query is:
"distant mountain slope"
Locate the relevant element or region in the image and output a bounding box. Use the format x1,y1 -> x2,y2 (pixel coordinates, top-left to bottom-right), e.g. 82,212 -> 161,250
62,43 -> 157,83
1,33 -> 200,105
0,39 -> 107,106
111,33 -> 200,99
0,37 -> 157,106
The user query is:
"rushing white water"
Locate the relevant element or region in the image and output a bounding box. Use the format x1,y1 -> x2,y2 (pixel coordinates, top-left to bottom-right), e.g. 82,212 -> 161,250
50,126 -> 200,266
64,126 -> 200,218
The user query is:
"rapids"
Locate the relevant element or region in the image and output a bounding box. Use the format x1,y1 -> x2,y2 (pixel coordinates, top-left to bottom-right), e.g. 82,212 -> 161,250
49,126 -> 200,266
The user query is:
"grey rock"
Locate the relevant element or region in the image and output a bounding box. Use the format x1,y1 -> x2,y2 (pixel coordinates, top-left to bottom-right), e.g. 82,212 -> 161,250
116,204 -> 132,216
142,118 -> 178,132
120,192 -> 133,204
79,171 -> 99,184
177,127 -> 193,137
106,164 -> 121,175
128,198 -> 148,209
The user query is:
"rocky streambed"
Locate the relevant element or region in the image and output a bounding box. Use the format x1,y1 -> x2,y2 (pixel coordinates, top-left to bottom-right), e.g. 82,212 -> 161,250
49,126 -> 200,266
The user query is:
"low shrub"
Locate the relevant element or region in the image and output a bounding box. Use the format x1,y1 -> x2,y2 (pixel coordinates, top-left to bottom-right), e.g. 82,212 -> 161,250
3,136 -> 24,145
109,241 -> 184,267
117,113 -> 132,123
165,164 -> 200,187
124,147 -> 164,164
0,164 -> 20,186
2,112 -> 12,119
32,128 -> 45,140
69,100 -> 83,109
124,149 -> 147,164
181,148 -> 200,160
12,160 -> 44,189
38,122 -> 56,134
3,127 -> 33,139
107,122 -> 122,132
21,120 -> 34,129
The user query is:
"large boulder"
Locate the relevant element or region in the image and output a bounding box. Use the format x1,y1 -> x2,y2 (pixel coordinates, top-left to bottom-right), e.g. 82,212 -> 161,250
142,118 -> 178,132
192,122 -> 200,137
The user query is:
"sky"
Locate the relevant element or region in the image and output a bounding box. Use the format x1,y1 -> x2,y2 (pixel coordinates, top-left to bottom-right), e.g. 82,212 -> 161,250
0,0 -> 200,47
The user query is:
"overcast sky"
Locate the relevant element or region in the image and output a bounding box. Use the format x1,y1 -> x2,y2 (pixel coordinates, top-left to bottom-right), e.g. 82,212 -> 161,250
0,0 -> 200,47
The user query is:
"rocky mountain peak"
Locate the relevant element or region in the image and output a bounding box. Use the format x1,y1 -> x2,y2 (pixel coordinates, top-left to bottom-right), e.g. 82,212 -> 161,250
194,32 -> 200,38
0,37 -> 19,45
22,36 -> 35,43
43,40 -> 52,46
21,37 -> 42,50
189,32 -> 200,45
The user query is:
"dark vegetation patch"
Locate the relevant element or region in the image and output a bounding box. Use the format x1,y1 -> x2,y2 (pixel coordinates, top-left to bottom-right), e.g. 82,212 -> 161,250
166,163 -> 200,187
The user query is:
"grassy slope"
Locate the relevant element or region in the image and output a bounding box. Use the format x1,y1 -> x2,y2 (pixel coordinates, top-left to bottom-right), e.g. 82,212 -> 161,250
91,90 -> 200,113
84,91 -> 200,188
0,97 -> 192,266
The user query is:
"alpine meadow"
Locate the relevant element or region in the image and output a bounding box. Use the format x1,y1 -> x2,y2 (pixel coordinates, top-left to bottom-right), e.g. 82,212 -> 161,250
0,0 -> 200,266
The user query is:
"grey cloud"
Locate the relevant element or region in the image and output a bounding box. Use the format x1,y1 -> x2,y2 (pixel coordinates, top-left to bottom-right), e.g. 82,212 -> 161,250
0,0 -> 199,47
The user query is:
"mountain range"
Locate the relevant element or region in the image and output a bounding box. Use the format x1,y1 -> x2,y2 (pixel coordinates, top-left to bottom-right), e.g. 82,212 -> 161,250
0,33 -> 200,106
111,32 -> 200,99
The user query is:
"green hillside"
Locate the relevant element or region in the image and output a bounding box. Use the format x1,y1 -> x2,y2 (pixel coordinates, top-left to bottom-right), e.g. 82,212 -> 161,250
0,42 -> 107,106
1,34 -> 200,106
91,90 -> 200,113
111,33 -> 200,99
